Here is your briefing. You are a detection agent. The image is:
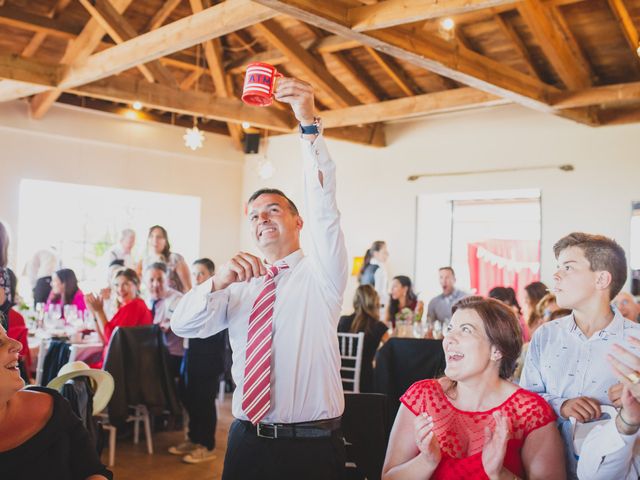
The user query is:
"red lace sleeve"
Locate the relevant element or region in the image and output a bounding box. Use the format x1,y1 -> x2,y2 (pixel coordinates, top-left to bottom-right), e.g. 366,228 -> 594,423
509,389 -> 557,440
400,379 -> 439,416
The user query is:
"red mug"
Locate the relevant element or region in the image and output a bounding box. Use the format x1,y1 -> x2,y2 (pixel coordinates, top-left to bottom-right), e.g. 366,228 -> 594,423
242,62 -> 283,107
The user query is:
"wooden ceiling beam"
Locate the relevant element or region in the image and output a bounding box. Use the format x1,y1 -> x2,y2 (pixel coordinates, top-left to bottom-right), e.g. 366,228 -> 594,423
79,0 -> 178,87
57,1 -> 276,93
253,19 -> 360,108
69,76 -> 296,131
364,46 -> 418,96
189,0 -> 243,149
0,54 -> 66,88
21,32 -> 48,58
550,81 -> 640,108
145,0 -> 181,31
29,0 -> 135,119
321,87 -> 508,127
607,0 -> 640,69
517,0 -> 592,90
598,107 -> 640,126
320,51 -> 381,103
493,13 -> 542,79
348,0 -> 519,32
251,0 -> 599,126
0,4 -> 78,39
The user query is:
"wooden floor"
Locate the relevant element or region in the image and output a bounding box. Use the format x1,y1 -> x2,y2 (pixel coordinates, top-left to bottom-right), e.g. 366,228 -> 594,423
105,396 -> 233,480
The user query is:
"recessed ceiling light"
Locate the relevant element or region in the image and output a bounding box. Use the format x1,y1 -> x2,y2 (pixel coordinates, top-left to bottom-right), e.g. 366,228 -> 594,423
132,100 -> 142,111
242,121 -> 251,130
440,18 -> 455,31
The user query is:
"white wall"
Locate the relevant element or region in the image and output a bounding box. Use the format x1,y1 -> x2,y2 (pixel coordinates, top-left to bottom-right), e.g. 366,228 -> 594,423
241,105 -> 640,312
0,100 -> 245,273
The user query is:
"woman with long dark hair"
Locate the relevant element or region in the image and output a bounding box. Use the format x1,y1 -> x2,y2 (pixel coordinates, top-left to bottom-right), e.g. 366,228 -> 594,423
387,275 -> 423,327
358,241 -> 389,314
0,221 -> 13,330
138,225 -> 191,293
45,268 -> 86,315
383,297 -> 565,479
85,268 -> 152,367
338,285 -> 389,392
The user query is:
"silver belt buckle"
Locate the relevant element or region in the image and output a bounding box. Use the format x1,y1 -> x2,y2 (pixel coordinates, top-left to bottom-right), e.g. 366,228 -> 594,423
256,423 -> 278,439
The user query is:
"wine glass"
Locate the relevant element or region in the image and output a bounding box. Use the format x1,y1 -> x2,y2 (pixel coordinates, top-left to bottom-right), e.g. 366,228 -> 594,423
49,304 -> 63,329
35,302 -> 45,329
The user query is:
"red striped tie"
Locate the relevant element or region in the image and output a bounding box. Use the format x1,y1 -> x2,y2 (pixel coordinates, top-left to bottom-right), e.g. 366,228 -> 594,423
242,262 -> 288,424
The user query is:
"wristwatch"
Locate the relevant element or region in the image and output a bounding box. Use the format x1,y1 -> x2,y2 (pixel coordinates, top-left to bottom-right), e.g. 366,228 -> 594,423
299,117 -> 322,135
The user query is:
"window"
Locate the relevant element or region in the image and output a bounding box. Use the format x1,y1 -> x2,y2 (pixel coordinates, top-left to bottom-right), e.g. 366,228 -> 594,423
16,179 -> 201,297
415,189 -> 541,306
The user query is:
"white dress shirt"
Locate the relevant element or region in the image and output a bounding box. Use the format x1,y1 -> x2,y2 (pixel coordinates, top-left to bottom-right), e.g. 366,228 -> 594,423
520,309 -> 640,478
148,288 -> 184,357
577,417 -> 640,480
370,258 -> 389,310
172,134 -> 348,424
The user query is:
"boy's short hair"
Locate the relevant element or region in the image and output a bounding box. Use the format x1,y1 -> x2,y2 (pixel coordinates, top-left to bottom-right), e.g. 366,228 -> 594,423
553,232 -> 627,300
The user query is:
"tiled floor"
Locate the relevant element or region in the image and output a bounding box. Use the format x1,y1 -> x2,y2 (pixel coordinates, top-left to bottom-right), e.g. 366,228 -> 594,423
105,396 -> 232,480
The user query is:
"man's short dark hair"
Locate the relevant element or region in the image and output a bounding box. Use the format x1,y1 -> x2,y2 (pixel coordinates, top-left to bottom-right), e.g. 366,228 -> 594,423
247,188 -> 299,216
146,262 -> 167,274
193,258 -> 215,274
439,266 -> 455,277
109,259 -> 125,268
553,232 -> 627,300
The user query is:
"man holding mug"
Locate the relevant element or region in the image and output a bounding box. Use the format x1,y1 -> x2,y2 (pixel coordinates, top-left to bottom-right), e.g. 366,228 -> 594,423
172,77 -> 348,480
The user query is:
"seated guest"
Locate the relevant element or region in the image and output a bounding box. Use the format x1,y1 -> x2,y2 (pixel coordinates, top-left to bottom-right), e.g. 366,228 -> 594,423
488,286 -> 528,341
576,334 -> 640,479
382,296 -> 565,479
0,320 -> 112,479
84,268 -> 152,367
138,225 -> 191,293
614,291 -> 640,322
523,281 -> 548,335
144,262 -> 184,378
520,233 -> 640,479
387,275 -> 424,327
169,258 -> 225,464
45,268 -> 87,316
338,284 -> 389,392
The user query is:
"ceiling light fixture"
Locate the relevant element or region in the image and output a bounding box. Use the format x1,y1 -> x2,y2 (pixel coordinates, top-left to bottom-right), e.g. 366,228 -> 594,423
132,100 -> 142,111
440,18 -> 455,32
184,118 -> 205,151
407,164 -> 574,182
242,121 -> 251,130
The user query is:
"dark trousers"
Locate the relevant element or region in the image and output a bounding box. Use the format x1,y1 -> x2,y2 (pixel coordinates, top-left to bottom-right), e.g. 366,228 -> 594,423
181,335 -> 225,450
222,419 -> 346,480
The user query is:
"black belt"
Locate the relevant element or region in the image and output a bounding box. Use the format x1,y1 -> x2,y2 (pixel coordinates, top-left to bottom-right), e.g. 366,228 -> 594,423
239,417 -> 342,439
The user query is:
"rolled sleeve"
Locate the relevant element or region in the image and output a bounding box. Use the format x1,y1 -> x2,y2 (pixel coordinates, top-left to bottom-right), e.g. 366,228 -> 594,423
171,278 -> 230,338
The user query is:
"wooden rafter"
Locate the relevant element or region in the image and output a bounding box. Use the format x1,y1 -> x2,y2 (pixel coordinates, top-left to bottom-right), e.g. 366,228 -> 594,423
70,76 -> 295,131
251,0 -> 597,125
79,0 -> 178,87
29,0 -> 135,119
348,0 -> 520,32
189,0 -> 243,149
253,19 -> 360,108
517,0 -> 592,90
179,70 -> 204,90
32,0 -> 276,105
493,13 -> 542,79
321,87 -> 508,127
21,32 -> 48,58
364,46 -> 418,96
607,0 -> 640,69
550,81 -> 640,108
145,0 -> 181,31
320,51 -> 381,103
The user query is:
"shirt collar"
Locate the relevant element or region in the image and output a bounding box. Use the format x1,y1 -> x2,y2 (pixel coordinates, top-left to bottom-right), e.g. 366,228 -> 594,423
565,308 -> 626,340
267,249 -> 304,270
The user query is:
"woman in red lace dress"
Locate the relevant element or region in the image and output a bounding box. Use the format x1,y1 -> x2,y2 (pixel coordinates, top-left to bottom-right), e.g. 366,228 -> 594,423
382,296 -> 566,479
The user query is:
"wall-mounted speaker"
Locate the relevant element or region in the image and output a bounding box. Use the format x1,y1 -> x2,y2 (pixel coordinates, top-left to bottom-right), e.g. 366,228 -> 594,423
243,132 -> 260,154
